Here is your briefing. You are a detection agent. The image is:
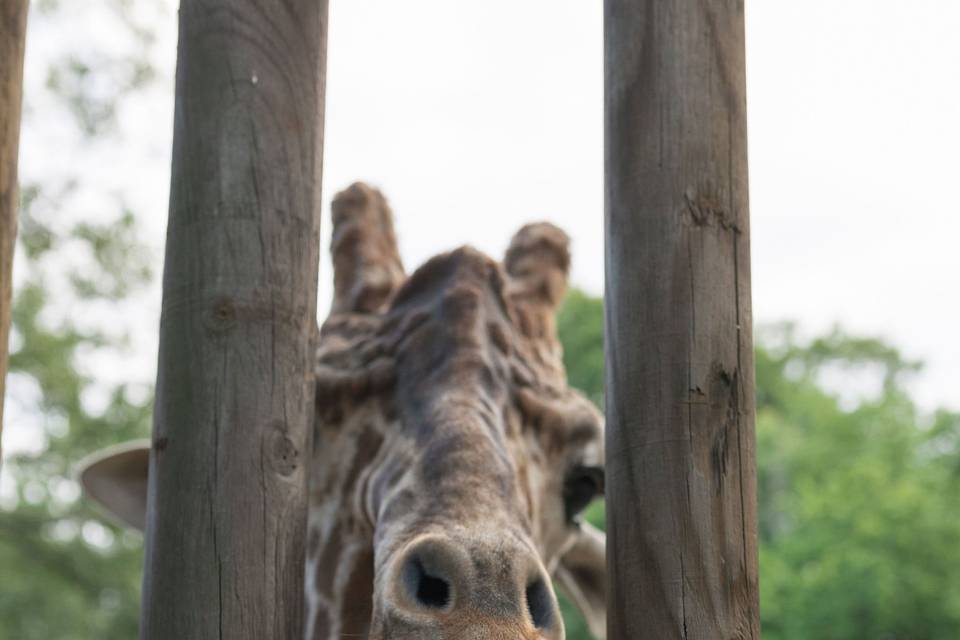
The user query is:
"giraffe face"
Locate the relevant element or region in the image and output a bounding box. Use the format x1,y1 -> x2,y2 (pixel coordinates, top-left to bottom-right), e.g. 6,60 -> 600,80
359,378 -> 605,640
78,184 -> 608,640
307,185 -> 607,640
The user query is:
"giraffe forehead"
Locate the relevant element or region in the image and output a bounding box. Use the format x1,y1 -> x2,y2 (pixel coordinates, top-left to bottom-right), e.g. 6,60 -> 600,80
319,239 -> 570,378
317,243 -> 601,462
315,244 -> 605,525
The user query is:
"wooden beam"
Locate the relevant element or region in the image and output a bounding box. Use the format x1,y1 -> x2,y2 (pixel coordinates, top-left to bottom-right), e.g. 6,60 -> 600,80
603,1 -> 759,638
140,1 -> 328,637
0,0 -> 29,460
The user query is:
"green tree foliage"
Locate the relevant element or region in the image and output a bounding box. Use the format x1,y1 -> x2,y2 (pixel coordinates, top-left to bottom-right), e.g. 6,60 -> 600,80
756,327 -> 960,640
555,290 -> 960,640
0,2 -> 161,637
556,288 -> 604,408
0,193 -> 152,639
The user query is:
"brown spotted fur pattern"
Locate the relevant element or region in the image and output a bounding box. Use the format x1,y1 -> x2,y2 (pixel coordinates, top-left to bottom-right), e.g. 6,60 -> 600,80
305,183 -> 605,640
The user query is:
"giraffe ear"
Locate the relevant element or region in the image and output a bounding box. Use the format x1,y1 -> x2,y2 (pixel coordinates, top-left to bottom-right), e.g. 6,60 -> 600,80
77,441 -> 150,531
331,182 -> 406,314
555,521 -> 606,639
504,222 -> 570,312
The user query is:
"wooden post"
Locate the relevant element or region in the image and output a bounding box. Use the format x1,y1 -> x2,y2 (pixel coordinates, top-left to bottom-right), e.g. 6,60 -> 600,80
603,1 -> 759,638
0,0 -> 29,459
141,1 -> 328,637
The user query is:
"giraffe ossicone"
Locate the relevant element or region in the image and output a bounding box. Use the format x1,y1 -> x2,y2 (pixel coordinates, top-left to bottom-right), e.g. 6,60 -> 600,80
80,182 -> 607,640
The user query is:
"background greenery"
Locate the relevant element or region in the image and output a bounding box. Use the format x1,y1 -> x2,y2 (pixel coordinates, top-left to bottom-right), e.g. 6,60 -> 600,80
555,292 -> 960,640
2,2 -> 959,637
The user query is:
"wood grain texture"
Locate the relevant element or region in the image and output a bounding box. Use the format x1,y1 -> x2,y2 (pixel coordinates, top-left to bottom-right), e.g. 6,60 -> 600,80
140,1 -> 328,637
0,0 -> 29,459
603,1 -> 759,638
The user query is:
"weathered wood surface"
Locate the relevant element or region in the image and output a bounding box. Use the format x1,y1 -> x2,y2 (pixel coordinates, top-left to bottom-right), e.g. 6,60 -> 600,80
141,1 -> 328,637
0,0 -> 29,459
604,1 -> 759,638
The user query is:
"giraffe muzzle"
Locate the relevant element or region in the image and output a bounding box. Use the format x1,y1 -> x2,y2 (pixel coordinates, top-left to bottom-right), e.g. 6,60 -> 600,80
383,533 -> 564,639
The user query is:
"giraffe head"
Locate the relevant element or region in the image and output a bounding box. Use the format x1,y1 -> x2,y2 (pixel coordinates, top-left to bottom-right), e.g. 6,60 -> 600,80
307,183 -> 606,639
78,182 -> 607,639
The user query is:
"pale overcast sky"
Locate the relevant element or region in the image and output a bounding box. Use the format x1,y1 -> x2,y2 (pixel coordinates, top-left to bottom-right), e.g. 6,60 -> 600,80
9,0 -> 959,458
321,0 -> 960,411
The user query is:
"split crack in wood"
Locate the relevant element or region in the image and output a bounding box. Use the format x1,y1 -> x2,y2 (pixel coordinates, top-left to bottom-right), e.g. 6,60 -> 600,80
684,188 -> 741,233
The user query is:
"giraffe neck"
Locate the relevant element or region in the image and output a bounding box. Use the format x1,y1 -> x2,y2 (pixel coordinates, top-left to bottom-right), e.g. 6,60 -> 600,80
306,402 -> 393,640
305,402 -> 409,640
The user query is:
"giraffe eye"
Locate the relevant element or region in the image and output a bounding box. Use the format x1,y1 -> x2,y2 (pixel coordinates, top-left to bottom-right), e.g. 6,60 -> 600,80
563,465 -> 605,524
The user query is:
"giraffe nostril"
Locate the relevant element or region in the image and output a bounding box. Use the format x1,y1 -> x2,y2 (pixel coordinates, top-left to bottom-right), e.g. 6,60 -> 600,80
393,536 -> 560,632
525,577 -> 554,630
402,555 -> 451,609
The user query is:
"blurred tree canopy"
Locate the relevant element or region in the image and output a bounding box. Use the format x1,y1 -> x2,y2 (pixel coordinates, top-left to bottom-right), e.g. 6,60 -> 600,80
0,194 -> 151,639
555,291 -> 960,640
0,1 -> 161,637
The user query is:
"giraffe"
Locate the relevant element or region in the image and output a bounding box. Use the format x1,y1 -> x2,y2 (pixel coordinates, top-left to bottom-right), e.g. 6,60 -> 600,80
80,182 -> 607,640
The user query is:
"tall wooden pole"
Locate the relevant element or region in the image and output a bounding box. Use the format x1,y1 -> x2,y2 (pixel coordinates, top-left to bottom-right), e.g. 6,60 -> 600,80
604,1 -> 759,638
0,0 -> 28,460
141,1 -> 328,637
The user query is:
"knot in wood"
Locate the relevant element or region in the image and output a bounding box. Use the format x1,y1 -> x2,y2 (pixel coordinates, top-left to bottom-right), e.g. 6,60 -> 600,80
204,296 -> 238,335
266,422 -> 299,477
